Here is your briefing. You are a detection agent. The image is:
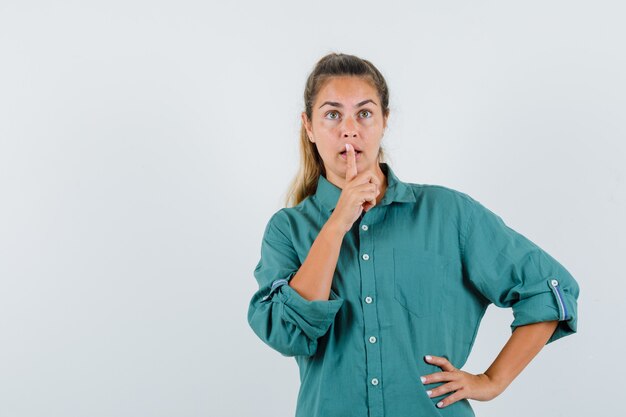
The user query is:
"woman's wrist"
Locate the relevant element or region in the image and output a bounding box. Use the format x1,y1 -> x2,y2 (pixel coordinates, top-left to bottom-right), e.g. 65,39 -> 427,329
479,372 -> 509,397
322,217 -> 348,239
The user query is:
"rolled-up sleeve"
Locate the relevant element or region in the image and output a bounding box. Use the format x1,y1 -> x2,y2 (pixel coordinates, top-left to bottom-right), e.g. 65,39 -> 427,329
460,198 -> 580,345
247,210 -> 344,357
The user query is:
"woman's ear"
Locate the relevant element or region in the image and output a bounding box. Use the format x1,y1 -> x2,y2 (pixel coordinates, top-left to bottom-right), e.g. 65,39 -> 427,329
301,112 -> 314,142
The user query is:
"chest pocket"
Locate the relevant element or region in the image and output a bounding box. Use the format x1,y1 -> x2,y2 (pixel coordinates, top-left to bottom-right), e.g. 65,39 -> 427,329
392,247 -> 449,318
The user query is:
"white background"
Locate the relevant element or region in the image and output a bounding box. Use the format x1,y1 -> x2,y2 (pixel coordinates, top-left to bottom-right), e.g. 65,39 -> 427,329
1,1 -> 623,416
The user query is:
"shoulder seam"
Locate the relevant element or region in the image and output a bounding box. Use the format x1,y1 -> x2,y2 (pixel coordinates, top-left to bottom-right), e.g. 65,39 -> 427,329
406,183 -> 477,203
267,208 -> 293,243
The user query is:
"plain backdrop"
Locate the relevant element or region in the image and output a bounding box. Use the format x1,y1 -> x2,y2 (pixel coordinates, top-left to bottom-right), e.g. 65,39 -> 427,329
1,1 -> 624,416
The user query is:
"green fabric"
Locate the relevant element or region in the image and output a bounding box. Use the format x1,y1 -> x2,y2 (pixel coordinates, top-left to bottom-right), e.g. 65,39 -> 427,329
248,162 -> 580,417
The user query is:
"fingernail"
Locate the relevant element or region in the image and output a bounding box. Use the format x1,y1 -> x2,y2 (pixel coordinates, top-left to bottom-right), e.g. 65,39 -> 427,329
425,355 -> 432,361
345,144 -> 349,152
420,376 -> 426,383
426,390 -> 432,397
437,401 -> 443,408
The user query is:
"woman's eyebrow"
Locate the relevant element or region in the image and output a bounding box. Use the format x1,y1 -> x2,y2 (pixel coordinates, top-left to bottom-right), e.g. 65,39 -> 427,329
319,99 -> 378,109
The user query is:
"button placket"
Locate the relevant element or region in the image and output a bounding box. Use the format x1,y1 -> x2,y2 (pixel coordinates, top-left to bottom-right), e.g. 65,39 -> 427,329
358,210 -> 384,415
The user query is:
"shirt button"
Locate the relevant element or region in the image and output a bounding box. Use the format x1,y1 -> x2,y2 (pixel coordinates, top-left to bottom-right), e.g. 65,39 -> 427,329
361,225 -> 368,231
551,279 -> 559,286
371,378 -> 379,386
365,296 -> 373,304
369,336 -> 377,343
362,253 -> 370,261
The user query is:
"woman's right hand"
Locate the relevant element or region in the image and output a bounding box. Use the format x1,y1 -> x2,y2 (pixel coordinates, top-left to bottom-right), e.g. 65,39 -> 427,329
329,143 -> 381,233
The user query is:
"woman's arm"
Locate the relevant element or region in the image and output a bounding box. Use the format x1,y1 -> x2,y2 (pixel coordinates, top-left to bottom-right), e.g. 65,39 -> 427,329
420,319 -> 559,408
288,220 -> 345,301
483,319 -> 559,393
290,148 -> 381,301
247,151 -> 381,356
451,195 -> 580,407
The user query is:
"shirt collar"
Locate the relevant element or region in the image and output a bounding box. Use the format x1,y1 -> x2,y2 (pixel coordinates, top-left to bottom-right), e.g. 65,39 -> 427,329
314,162 -> 416,213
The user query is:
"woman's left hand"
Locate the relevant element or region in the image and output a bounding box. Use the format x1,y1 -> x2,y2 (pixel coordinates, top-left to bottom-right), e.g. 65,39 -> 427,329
420,355 -> 505,408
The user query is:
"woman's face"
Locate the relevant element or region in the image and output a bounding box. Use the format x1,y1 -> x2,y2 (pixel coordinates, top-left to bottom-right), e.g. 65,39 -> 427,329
302,76 -> 388,187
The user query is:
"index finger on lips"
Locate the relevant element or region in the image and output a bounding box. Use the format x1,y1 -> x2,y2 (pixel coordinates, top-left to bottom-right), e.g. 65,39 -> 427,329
345,144 -> 358,182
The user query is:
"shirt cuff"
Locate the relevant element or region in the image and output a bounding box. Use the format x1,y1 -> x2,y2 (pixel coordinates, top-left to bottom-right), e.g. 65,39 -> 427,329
510,279 -> 578,345
273,281 -> 344,340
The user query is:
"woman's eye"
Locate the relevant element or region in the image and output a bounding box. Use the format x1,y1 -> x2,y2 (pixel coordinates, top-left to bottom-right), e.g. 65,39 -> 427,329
326,111 -> 340,120
359,110 -> 372,118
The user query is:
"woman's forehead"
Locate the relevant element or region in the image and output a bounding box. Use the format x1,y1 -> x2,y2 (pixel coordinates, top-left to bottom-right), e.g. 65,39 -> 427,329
315,76 -> 378,105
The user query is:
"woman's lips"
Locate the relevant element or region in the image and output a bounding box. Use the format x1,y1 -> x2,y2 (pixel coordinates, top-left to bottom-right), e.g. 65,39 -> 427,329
340,151 -> 362,160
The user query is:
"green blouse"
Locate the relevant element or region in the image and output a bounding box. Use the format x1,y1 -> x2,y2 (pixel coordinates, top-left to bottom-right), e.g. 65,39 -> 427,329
247,162 -> 579,417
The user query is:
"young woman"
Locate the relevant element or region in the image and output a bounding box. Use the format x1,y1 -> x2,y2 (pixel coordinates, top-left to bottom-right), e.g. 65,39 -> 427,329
247,53 -> 579,417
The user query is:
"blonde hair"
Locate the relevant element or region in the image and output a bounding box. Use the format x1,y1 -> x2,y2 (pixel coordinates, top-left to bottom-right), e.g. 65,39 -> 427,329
284,53 -> 391,207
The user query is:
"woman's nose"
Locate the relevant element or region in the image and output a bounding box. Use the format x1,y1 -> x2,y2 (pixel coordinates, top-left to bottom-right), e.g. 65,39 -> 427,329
342,116 -> 358,137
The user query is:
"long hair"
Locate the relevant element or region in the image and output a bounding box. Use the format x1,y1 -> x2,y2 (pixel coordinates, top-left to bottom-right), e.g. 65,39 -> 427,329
284,53 -> 391,207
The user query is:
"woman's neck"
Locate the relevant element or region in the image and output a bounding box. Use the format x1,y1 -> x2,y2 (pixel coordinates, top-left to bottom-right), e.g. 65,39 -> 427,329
375,163 -> 388,205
